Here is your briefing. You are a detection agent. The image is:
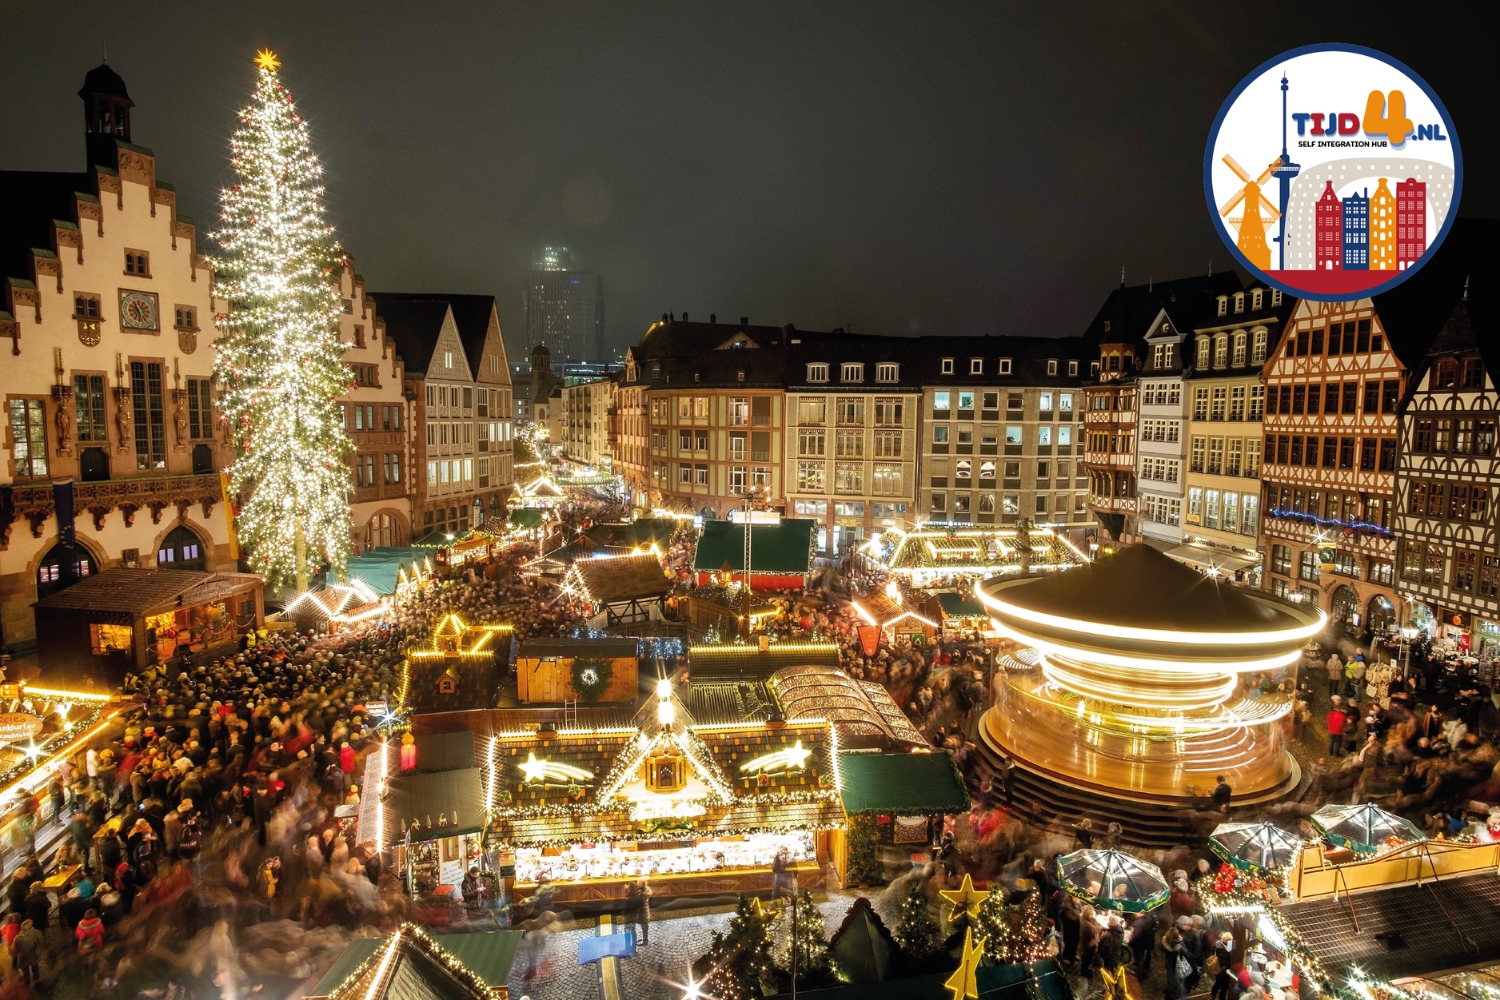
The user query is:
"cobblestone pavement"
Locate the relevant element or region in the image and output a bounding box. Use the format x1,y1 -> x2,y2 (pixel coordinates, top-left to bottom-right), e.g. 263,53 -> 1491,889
506,894 -> 865,1000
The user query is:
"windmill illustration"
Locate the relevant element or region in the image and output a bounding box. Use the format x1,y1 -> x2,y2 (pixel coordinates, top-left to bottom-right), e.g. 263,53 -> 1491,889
1219,155 -> 1282,271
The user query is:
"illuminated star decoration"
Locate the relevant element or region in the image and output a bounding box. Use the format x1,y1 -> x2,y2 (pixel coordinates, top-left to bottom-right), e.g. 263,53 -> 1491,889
518,751 -> 594,785
944,927 -> 986,1000
739,740 -> 812,774
940,872 -> 991,923
254,49 -> 281,73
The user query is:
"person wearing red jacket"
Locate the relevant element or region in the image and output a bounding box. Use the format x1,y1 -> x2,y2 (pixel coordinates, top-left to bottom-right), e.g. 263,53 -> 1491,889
1326,696 -> 1348,756
75,908 -> 105,955
339,741 -> 356,778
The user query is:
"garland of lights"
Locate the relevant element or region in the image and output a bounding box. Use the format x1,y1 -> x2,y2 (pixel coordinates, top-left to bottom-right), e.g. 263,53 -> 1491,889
324,922 -> 493,1000
1269,508 -> 1393,536
0,707 -> 105,788
213,51 -> 353,589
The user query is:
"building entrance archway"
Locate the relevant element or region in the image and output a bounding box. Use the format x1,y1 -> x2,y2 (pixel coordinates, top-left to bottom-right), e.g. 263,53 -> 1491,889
1367,594 -> 1395,634
1330,585 -> 1360,632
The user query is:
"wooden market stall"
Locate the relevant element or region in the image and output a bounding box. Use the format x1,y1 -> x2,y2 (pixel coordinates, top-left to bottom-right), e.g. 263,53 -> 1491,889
563,550 -> 673,626
32,568 -> 264,680
514,636 -> 639,704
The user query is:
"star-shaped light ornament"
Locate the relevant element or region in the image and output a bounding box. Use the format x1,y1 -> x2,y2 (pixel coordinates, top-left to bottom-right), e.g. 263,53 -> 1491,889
255,49 -> 281,73
945,927 -> 986,1000
939,872 -> 990,923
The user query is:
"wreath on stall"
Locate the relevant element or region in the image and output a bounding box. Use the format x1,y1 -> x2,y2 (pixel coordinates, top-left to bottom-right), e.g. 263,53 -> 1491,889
571,656 -> 614,703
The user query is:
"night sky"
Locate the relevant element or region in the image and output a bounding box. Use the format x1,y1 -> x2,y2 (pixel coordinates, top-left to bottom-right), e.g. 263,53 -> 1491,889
2,3 -> 1496,359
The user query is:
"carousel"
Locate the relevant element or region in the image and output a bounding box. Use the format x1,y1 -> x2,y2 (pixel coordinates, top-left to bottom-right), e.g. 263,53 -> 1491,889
976,545 -> 1324,806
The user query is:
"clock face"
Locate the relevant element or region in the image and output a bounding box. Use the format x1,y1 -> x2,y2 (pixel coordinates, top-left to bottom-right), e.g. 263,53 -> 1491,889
120,291 -> 158,331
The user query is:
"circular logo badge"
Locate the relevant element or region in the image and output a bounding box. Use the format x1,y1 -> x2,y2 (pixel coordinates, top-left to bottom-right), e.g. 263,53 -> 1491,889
1205,44 -> 1460,301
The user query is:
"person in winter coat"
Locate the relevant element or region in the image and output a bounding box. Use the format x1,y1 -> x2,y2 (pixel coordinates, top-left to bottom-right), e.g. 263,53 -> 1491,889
75,908 -> 105,956
12,918 -> 44,984
1326,653 -> 1344,697
1129,909 -> 1158,976
1162,926 -> 1187,1000
1327,697 -> 1349,756
1210,932 -> 1237,1000
1078,905 -> 1102,976
24,882 -> 50,930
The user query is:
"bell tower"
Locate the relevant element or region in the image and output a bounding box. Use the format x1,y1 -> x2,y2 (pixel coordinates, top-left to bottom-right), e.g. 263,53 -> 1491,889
79,60 -> 134,166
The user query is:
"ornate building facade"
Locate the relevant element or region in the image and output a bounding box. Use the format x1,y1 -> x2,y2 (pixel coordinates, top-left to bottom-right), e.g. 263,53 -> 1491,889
1,63 -> 232,650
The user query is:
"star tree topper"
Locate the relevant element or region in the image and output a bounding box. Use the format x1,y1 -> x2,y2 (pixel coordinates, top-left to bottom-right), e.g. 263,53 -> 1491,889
945,927 -> 986,1000
940,872 -> 990,923
255,49 -> 281,72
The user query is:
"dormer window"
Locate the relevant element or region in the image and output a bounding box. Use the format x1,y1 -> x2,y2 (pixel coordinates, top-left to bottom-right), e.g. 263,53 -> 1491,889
840,363 -> 863,383
941,358 -> 954,375
1272,289 -> 1283,306
1234,292 -> 1245,314
999,358 -> 1012,375
876,363 -> 899,383
1217,296 -> 1228,316
1046,359 -> 1058,375
737,370 -> 746,382
626,362 -> 636,381
807,363 -> 829,383
651,364 -> 661,380
1068,360 -> 1078,376
1252,289 -> 1264,310
1103,320 -> 1112,332
970,358 -> 983,375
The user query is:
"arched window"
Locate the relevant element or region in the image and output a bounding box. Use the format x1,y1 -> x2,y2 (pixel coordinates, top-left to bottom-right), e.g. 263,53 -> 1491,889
37,541 -> 92,599
1213,335 -> 1229,368
1196,337 -> 1210,368
157,525 -> 206,570
1252,329 -> 1268,364
1232,333 -> 1247,367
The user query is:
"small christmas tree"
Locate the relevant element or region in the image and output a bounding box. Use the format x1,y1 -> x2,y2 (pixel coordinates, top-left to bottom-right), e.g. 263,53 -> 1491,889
1007,885 -> 1049,963
779,890 -> 831,980
975,886 -> 1015,963
894,881 -> 942,960
701,895 -> 776,1000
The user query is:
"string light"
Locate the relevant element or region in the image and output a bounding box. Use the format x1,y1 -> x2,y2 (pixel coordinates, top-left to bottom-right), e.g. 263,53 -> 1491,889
1269,508 -> 1392,536
214,50 -> 353,588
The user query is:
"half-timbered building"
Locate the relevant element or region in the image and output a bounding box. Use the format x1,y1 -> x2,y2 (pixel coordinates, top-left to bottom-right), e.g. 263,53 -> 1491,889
1391,220 -> 1500,650
1259,298 -> 1412,630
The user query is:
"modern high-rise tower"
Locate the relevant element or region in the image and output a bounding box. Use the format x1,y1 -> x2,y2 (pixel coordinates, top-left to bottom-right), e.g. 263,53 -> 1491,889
524,246 -> 605,361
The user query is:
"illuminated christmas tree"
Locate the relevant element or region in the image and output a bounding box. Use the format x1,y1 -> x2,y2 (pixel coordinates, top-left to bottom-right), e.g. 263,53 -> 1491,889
975,886 -> 1016,963
701,895 -> 777,1000
894,881 -> 942,960
1007,885 -> 1049,963
215,50 -> 352,591
778,890 -> 831,980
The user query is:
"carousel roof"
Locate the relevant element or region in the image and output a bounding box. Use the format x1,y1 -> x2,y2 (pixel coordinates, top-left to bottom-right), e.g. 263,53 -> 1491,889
988,544 -> 1306,632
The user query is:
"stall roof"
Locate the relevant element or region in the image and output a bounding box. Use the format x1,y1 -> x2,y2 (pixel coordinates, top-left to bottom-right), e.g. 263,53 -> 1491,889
516,636 -> 640,660
1277,871 -> 1500,982
688,642 -> 841,679
852,592 -> 937,630
934,591 -> 987,619
32,568 -> 262,614
768,664 -> 928,748
836,750 -> 970,816
410,730 -> 478,772
510,508 -> 545,528
693,518 -> 816,575
341,547 -> 426,596
383,767 -> 487,842
306,924 -> 520,1000
567,552 -> 671,603
411,529 -> 468,548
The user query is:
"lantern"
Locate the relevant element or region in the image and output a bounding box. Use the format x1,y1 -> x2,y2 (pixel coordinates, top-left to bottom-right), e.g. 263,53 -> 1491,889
399,731 -> 417,771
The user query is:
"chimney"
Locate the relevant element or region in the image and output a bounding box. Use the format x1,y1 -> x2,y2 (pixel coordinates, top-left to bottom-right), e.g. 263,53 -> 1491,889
683,312 -> 689,322
740,316 -> 749,326
710,313 -> 716,324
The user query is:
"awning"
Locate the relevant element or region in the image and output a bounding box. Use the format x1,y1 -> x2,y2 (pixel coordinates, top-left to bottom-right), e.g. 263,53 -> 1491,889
836,750 -> 970,815
1163,543 -> 1261,574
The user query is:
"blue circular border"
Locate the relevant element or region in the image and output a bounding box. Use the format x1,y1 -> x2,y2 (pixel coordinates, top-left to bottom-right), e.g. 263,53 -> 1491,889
1203,42 -> 1463,302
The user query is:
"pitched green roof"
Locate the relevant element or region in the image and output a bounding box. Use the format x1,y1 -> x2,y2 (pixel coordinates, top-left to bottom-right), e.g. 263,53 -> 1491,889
935,591 -> 986,618
511,508 -> 544,527
307,930 -> 522,999
693,518 -> 816,575
837,751 -> 970,816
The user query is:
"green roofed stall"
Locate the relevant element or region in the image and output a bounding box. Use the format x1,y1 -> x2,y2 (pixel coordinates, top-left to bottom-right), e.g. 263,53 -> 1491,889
412,529 -> 474,548
341,547 -> 427,596
693,518 -> 815,589
935,591 -> 986,618
305,928 -> 522,1000
836,750 -> 970,816
511,508 -> 545,528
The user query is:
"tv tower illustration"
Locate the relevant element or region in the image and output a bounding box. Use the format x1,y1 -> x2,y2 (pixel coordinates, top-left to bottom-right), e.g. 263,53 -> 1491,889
1272,72 -> 1301,270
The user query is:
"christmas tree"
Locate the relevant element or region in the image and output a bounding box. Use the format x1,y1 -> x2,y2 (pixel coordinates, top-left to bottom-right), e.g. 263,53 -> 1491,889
894,881 -> 942,960
778,890 -> 831,980
1007,885 -> 1049,963
974,886 -> 1015,963
701,895 -> 777,1000
215,50 -> 353,591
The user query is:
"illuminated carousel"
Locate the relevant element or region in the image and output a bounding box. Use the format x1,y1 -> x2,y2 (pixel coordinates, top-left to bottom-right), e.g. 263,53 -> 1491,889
975,546 -> 1324,822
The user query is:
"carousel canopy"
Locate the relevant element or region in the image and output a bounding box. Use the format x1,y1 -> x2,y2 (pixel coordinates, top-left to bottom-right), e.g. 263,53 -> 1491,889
1056,849 -> 1169,913
1311,802 -> 1426,853
995,544 -> 1303,633
1210,821 -> 1303,871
